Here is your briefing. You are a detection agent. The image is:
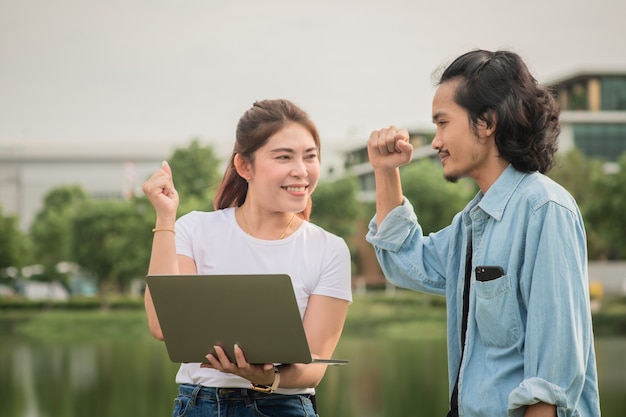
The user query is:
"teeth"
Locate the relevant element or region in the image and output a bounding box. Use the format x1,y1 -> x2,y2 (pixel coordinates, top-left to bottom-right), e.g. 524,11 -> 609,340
285,186 -> 305,192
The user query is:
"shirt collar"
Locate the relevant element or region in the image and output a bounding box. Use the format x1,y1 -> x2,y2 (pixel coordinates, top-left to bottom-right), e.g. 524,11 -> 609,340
474,165 -> 528,221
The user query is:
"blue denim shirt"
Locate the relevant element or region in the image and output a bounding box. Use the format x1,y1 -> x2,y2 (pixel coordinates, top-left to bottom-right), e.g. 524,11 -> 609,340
366,165 -> 600,417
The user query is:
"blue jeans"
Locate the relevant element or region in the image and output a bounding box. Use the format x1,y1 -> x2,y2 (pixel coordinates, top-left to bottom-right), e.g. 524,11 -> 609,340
172,384 -> 318,417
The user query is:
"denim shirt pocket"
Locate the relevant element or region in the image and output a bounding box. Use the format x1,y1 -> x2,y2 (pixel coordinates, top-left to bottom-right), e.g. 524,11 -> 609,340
474,274 -> 521,348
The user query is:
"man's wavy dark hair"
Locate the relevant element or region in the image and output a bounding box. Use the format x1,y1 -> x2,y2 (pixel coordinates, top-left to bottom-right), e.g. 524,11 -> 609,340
437,50 -> 560,173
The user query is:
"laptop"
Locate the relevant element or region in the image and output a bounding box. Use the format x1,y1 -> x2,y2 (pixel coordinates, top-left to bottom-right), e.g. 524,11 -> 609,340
146,274 -> 349,365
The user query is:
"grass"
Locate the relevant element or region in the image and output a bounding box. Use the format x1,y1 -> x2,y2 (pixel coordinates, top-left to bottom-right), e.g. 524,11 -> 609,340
344,290 -> 447,340
0,309 -> 153,342
0,290 -> 624,341
0,290 -> 446,342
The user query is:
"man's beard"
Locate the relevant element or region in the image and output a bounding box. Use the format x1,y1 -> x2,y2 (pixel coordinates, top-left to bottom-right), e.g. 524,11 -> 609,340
444,174 -> 459,183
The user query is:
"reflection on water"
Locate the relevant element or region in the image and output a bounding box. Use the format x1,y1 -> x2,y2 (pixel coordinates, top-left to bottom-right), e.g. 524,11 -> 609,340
0,335 -> 624,416
0,338 -> 179,417
11,343 -> 98,417
594,337 -> 626,414
320,338 -> 450,416
11,345 -> 38,417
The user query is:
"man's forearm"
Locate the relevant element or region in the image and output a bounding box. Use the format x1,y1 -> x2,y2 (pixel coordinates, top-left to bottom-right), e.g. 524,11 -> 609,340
373,167 -> 404,228
524,402 -> 557,417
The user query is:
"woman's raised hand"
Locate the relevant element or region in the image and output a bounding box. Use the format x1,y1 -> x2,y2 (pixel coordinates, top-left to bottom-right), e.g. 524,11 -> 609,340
142,161 -> 179,220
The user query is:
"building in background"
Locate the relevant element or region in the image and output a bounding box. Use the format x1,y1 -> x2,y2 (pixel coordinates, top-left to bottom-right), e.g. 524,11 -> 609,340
549,69 -> 626,168
0,140 -> 176,231
0,137 -> 344,232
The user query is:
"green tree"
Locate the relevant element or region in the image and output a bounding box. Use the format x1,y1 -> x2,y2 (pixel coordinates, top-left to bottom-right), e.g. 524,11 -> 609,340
71,198 -> 153,308
310,176 -> 361,239
310,176 -> 362,275
29,185 -> 88,283
583,153 -> 626,259
547,149 -> 626,260
167,138 -> 222,214
547,148 -> 603,207
400,159 -> 477,234
0,207 -> 29,281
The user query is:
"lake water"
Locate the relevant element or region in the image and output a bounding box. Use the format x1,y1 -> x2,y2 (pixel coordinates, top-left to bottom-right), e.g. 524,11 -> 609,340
0,334 -> 624,416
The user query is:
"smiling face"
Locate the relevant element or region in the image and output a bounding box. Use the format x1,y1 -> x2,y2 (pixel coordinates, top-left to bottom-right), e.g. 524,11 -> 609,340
243,122 -> 320,214
431,78 -> 503,191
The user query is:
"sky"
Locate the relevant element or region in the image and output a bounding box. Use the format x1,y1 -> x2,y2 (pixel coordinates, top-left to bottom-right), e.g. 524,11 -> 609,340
1,0 -> 626,160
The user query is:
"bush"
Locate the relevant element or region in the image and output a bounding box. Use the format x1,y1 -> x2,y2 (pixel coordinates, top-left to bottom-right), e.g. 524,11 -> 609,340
0,296 -> 144,310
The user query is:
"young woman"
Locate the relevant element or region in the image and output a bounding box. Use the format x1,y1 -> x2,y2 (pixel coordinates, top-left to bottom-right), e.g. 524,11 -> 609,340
142,99 -> 352,417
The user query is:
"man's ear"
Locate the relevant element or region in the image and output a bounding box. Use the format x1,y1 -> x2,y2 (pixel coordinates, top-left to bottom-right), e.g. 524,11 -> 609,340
234,153 -> 252,181
485,109 -> 498,136
481,110 -> 497,137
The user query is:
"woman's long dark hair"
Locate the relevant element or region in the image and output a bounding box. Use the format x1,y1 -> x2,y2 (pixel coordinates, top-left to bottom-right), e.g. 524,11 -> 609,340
437,50 -> 560,173
213,99 -> 320,220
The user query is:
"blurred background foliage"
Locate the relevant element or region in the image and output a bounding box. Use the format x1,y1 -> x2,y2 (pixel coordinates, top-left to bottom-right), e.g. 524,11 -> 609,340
0,141 -> 625,305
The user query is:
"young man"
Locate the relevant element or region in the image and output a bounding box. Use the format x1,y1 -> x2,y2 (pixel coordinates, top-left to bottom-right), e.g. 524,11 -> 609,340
365,50 -> 601,417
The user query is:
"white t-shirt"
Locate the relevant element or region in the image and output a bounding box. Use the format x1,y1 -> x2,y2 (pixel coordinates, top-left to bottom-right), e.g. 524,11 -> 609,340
172,207 -> 353,394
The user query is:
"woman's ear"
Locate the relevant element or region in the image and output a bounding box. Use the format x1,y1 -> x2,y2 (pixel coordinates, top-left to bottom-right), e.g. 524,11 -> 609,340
234,153 -> 252,181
